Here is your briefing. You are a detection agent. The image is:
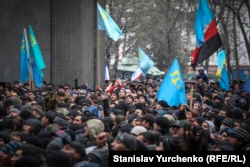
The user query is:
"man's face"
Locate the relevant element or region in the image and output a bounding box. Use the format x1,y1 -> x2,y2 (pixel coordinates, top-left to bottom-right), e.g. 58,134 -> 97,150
218,110 -> 227,117
10,93 -> 18,99
170,126 -> 182,137
0,139 -> 5,148
111,93 -> 118,101
42,116 -> 48,125
0,151 -> 11,166
126,97 -> 133,104
62,144 -> 77,160
10,111 -> 18,117
83,126 -> 89,137
110,139 -> 129,151
73,116 -> 83,125
12,135 -> 22,143
22,125 -> 31,134
10,149 -> 23,165
109,112 -> 116,120
154,103 -> 163,110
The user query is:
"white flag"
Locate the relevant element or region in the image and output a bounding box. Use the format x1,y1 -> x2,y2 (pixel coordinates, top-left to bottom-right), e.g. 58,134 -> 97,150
105,64 -> 110,80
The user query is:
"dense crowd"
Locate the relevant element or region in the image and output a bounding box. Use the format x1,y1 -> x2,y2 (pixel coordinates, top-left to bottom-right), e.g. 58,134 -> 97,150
0,68 -> 250,167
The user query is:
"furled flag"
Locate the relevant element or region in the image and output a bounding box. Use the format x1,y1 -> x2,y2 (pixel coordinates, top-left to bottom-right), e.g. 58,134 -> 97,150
104,63 -> 110,81
29,25 -> 46,77
157,58 -> 187,107
191,0 -> 222,70
31,58 -> 43,87
20,32 -> 30,84
216,50 -> 229,91
138,46 -> 154,76
97,3 -> 123,41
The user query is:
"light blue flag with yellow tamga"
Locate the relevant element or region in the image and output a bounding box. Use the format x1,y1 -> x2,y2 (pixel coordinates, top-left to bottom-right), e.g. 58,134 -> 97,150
97,3 -> 123,41
29,25 -> 46,77
20,32 -> 30,84
138,46 -> 154,76
157,58 -> 187,107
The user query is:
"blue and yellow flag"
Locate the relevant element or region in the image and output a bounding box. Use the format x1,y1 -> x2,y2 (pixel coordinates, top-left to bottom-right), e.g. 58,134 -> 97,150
20,32 -> 30,84
138,47 -> 154,76
157,58 -> 187,107
216,50 -> 230,91
97,3 -> 123,41
215,50 -> 226,78
29,25 -> 46,77
195,0 -> 214,48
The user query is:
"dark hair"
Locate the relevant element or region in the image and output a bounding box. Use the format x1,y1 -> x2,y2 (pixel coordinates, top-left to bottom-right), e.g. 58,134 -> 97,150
12,117 -> 24,131
141,130 -> 161,145
14,155 -> 40,167
24,123 -> 41,136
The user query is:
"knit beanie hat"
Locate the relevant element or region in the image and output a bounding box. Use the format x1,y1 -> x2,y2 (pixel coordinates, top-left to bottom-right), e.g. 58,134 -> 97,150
31,105 -> 43,115
155,117 -> 170,134
115,133 -> 137,151
231,108 -> 244,120
53,116 -> 69,128
230,128 -> 249,143
67,141 -> 86,157
0,131 -> 11,144
127,113 -> 140,124
10,108 -> 21,115
0,141 -> 22,157
222,118 -> 234,128
21,104 -> 32,111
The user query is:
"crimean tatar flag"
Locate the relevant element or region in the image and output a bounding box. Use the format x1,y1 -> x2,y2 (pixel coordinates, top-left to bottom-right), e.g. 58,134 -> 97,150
97,3 -> 123,41
157,58 -> 187,107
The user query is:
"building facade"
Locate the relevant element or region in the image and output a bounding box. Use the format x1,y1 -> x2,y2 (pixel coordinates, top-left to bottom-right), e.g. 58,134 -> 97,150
0,0 -> 106,88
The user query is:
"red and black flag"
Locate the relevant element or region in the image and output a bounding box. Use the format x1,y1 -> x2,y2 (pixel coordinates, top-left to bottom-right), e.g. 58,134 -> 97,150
191,0 -> 222,70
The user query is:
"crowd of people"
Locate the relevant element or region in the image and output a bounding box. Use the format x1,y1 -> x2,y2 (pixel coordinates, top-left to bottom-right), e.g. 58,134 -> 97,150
0,67 -> 250,167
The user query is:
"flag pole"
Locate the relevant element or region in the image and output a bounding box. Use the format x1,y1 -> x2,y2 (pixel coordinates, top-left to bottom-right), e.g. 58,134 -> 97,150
23,28 -> 34,90
189,84 -> 194,111
97,30 -> 101,85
